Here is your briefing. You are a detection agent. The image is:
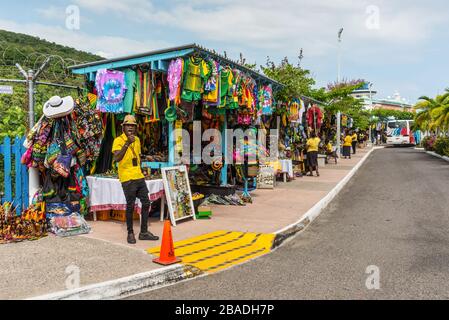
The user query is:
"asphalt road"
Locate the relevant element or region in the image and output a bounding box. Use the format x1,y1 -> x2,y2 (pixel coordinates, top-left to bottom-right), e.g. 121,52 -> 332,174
128,147 -> 449,300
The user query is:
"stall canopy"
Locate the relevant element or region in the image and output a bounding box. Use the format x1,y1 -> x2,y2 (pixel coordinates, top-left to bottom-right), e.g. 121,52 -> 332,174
68,43 -> 283,90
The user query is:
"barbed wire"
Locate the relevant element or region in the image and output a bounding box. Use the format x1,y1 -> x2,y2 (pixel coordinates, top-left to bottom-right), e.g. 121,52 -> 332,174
0,40 -> 88,83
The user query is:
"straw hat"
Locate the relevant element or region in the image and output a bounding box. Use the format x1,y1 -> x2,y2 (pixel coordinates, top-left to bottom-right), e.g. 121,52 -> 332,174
43,96 -> 74,119
122,114 -> 137,126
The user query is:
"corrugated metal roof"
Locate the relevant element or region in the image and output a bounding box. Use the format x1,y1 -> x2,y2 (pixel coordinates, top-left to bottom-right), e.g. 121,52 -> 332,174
68,43 -> 283,87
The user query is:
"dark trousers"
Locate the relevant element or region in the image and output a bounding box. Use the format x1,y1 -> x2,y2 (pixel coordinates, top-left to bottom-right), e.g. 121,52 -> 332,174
352,141 -> 357,154
121,178 -> 151,234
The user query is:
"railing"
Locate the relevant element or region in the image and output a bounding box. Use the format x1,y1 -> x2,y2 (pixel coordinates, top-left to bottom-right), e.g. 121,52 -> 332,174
0,136 -> 29,212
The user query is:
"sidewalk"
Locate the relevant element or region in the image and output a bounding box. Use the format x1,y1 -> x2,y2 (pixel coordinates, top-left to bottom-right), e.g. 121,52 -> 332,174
0,147 -> 373,299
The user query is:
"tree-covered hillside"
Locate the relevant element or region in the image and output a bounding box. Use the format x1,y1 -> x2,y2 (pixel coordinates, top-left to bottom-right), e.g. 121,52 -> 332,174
0,29 -> 103,140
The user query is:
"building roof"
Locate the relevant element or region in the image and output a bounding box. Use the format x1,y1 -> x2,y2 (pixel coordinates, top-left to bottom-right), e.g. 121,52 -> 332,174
68,43 -> 283,89
373,99 -> 412,108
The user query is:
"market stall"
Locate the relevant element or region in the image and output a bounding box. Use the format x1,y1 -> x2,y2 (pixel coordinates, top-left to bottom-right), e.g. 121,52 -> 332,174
68,44 -> 285,212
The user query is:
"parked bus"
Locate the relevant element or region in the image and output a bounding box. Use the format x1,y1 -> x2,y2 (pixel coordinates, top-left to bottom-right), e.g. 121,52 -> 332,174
386,120 -> 416,146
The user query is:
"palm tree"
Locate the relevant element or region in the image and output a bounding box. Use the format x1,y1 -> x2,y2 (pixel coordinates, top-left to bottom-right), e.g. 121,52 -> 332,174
430,89 -> 449,132
413,89 -> 449,134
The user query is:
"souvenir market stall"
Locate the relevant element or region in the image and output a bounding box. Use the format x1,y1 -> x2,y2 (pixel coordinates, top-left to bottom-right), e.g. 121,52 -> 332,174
68,44 -> 284,219
266,96 -> 329,179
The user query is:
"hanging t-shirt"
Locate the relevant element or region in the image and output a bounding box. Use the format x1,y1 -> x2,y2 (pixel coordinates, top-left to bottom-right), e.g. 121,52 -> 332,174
95,69 -> 127,113
123,69 -> 136,114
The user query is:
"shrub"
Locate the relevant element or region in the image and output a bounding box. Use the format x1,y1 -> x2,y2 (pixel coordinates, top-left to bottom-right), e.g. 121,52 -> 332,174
422,136 -> 436,151
434,137 -> 449,156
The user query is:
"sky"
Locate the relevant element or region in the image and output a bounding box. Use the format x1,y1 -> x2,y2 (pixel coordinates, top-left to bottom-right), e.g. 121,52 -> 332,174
1,0 -> 448,104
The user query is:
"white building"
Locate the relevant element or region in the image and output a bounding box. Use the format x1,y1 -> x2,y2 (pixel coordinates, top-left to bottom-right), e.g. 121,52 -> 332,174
351,83 -> 413,112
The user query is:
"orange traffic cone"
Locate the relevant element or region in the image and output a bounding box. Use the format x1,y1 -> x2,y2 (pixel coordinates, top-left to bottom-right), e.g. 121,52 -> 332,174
153,220 -> 181,265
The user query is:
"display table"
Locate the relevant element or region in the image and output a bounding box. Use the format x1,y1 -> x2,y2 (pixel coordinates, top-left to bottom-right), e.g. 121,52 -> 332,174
263,159 -> 293,183
86,176 -> 166,221
279,159 -> 294,182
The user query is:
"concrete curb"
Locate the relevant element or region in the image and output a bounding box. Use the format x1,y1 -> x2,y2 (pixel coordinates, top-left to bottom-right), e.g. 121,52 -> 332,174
272,147 -> 378,249
28,147 -> 377,300
426,151 -> 449,163
28,264 -> 203,300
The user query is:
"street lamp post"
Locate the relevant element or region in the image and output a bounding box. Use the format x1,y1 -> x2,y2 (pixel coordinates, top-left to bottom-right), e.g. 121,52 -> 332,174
369,82 -> 373,144
336,28 -> 343,156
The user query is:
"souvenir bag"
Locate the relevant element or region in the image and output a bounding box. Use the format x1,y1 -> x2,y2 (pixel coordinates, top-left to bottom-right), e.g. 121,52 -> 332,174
62,118 -> 80,156
21,147 -> 33,167
42,174 -> 57,200
52,122 -> 72,178
32,118 -> 53,167
24,115 -> 44,149
46,202 -> 91,237
44,122 -> 61,168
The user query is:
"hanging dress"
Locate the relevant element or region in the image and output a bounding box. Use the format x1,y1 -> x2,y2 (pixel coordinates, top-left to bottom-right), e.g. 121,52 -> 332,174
307,105 -> 323,130
167,58 -> 183,106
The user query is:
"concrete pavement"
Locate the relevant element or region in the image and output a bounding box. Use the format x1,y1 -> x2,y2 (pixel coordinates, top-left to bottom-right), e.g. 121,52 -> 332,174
1,146 -> 373,299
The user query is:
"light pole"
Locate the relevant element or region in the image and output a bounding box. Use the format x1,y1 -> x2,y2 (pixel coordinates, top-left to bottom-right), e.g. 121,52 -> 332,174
369,82 -> 373,144
336,28 -> 343,156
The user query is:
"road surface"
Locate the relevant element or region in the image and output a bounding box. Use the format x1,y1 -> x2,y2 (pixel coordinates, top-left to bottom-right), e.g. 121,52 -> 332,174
128,147 -> 449,300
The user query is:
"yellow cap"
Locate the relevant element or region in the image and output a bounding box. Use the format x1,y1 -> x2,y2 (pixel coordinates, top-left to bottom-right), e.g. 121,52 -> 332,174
122,115 -> 137,126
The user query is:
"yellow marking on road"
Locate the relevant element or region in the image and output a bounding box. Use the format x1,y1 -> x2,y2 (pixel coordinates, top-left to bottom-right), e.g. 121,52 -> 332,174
147,230 -> 275,273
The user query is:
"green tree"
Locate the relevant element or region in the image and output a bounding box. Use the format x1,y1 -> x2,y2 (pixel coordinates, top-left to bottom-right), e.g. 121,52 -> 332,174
413,89 -> 449,132
261,56 -> 316,102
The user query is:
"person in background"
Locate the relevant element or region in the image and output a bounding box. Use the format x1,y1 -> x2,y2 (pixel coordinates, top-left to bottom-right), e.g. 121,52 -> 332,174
325,139 -> 338,164
306,131 -> 321,177
351,130 -> 358,154
343,131 -> 353,159
112,115 -> 159,244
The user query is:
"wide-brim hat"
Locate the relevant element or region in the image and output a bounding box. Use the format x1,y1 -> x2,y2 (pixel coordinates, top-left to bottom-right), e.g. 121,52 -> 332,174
43,96 -> 74,119
164,107 -> 177,122
122,114 -> 138,126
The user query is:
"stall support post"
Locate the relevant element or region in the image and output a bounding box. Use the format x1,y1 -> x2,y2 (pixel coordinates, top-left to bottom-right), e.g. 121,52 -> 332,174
220,116 -> 228,186
168,121 -> 175,166
336,111 -> 341,155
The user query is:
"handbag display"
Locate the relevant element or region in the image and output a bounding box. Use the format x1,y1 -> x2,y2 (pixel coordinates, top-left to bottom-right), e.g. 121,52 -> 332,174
21,147 -> 33,167
52,120 -> 72,178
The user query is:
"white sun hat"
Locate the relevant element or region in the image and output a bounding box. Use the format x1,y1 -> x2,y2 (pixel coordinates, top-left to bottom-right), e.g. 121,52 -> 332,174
43,96 -> 74,119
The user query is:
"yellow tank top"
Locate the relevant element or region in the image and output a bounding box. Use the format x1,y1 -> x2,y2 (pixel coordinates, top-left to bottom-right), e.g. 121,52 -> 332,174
184,57 -> 202,92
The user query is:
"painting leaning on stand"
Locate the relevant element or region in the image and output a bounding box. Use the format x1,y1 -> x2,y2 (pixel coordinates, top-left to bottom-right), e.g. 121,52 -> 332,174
112,115 -> 159,244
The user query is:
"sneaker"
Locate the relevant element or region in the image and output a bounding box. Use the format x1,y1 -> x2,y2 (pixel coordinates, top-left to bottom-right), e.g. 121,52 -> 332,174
127,232 -> 136,244
139,232 -> 159,241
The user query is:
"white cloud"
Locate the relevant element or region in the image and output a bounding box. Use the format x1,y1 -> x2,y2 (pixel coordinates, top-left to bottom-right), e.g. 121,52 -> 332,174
70,0 -> 448,60
0,18 -> 172,60
36,6 -> 64,21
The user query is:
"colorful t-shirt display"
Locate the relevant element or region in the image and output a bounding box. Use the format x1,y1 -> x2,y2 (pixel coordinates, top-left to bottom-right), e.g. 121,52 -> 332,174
95,69 -> 127,113
167,58 -> 184,105
181,56 -> 207,102
123,68 -> 136,114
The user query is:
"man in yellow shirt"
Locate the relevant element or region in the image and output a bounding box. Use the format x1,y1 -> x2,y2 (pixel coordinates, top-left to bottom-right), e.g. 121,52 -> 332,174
112,115 -> 159,244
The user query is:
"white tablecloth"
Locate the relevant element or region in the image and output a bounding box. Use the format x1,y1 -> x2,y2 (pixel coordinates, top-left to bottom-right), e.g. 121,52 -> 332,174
86,176 -> 165,213
279,159 -> 294,178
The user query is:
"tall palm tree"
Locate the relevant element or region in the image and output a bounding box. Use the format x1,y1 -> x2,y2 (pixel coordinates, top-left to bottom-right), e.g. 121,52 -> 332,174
430,89 -> 449,132
413,89 -> 449,133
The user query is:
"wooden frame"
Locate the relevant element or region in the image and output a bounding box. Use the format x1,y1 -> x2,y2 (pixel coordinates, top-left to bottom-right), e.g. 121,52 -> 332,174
161,165 -> 196,226
257,165 -> 275,189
